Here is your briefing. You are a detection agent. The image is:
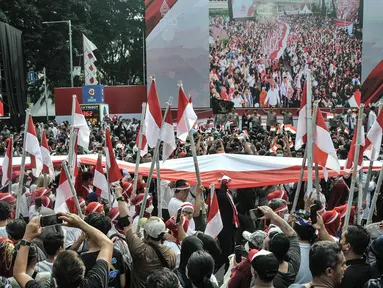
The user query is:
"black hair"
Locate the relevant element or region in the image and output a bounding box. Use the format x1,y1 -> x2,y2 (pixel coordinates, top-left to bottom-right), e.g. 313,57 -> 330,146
344,225 -> 370,256
268,199 -> 286,212
82,171 -> 93,182
196,233 -> 222,272
309,241 -> 343,277
6,219 -> 26,241
251,253 -> 279,282
0,201 -> 11,221
174,179 -> 189,194
293,222 -> 318,245
187,250 -> 216,288
269,233 -> 290,263
52,250 -> 86,288
84,213 -> 112,235
43,232 -> 64,257
147,268 -> 179,288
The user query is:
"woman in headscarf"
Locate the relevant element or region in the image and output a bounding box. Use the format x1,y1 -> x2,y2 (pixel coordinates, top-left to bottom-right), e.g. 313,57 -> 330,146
175,236 -> 204,288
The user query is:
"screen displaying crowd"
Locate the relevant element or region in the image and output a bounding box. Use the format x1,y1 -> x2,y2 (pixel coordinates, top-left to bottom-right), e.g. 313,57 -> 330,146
209,0 -> 363,109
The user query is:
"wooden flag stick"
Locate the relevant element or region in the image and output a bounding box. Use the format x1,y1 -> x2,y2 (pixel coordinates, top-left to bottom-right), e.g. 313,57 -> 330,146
8,135 -> 13,195
367,164 -> 383,225
16,110 -> 30,218
344,104 -> 364,229
136,99 -> 172,232
357,169 -> 363,225
62,160 -> 83,218
291,148 -> 307,214
68,95 -> 77,178
306,72 -> 314,197
156,153 -> 162,218
311,101 -> 319,200
133,102 -> 147,198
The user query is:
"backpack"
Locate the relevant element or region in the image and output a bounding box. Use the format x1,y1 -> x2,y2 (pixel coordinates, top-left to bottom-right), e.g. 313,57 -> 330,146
109,234 -> 132,272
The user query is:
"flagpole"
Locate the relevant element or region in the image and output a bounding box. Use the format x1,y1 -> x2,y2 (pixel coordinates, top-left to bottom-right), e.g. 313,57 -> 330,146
62,160 -> 83,218
312,101 -> 320,200
133,103 -> 146,198
156,153 -> 162,218
291,148 -> 307,214
367,163 -> 383,225
8,135 -> 13,195
363,100 -> 383,205
136,99 -> 172,232
344,104 -> 364,228
68,95 -> 77,178
306,72 -> 314,197
16,110 -> 30,218
104,127 -> 112,208
357,169 -> 363,225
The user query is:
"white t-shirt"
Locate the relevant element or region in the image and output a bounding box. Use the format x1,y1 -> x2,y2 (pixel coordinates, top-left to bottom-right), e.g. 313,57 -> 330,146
0,226 -> 7,238
168,198 -> 184,217
62,226 -> 82,250
160,180 -> 174,210
294,242 -> 312,284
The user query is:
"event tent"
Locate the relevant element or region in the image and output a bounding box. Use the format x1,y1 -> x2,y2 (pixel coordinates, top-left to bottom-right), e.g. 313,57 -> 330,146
1,154 -> 382,189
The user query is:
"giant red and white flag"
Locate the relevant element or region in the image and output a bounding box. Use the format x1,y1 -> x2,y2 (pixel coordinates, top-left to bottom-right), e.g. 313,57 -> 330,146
73,98 -> 90,150
205,189 -> 223,239
135,124 -> 148,157
26,115 -> 43,177
295,81 -> 307,150
93,155 -> 109,200
314,108 -> 340,173
160,107 -> 176,161
348,89 -> 361,108
145,80 -> 162,148
345,120 -> 365,170
83,34 -> 98,85
177,86 -> 197,142
105,129 -> 122,183
1,138 -> 12,186
41,130 -> 54,180
54,167 -> 72,213
363,108 -> 383,161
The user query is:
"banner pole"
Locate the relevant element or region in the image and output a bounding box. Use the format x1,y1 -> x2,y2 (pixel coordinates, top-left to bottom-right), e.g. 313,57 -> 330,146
357,169 -> 364,225
306,72 -> 314,197
133,103 -> 147,198
156,153 -> 162,218
68,95 -> 77,178
8,135 -> 13,195
311,101 -> 319,200
16,110 -> 30,218
367,164 -> 383,225
62,160 -> 83,218
136,99 -> 172,232
344,104 -> 364,229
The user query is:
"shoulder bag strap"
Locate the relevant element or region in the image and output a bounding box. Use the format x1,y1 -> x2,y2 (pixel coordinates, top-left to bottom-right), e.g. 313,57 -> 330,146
146,242 -> 169,269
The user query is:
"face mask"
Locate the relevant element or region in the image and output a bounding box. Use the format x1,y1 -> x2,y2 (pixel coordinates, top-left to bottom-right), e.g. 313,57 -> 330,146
145,204 -> 154,214
244,242 -> 250,253
284,213 -> 290,221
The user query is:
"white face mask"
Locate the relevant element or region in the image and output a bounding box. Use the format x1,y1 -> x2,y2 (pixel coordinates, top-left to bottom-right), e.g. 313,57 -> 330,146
244,242 -> 250,253
145,204 -> 154,214
284,213 -> 290,221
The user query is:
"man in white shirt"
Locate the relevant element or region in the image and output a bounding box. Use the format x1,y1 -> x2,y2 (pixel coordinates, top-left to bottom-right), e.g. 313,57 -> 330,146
159,180 -> 175,221
368,106 -> 377,130
265,85 -> 280,107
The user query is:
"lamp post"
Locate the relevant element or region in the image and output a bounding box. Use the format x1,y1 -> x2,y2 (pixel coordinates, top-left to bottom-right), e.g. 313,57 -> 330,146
42,20 -> 73,87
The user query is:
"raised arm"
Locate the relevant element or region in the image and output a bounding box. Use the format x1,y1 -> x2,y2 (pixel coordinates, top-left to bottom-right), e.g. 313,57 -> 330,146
258,206 -> 295,237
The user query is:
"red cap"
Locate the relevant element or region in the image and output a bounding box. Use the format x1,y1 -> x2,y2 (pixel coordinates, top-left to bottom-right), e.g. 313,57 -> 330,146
131,194 -> 152,208
322,210 -> 339,225
0,193 -> 15,204
86,202 -> 104,215
109,207 -> 120,223
267,190 -> 287,202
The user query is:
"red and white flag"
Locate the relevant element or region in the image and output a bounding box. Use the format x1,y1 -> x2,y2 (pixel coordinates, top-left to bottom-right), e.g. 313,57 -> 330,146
135,124 -> 148,157
363,108 -> 383,161
160,107 -> 176,161
145,80 -> 163,148
348,90 -> 361,108
26,116 -> 43,177
1,138 -> 12,186
314,108 -> 340,173
41,131 -> 54,179
345,120 -> 365,170
73,97 -> 90,150
177,86 -> 197,142
93,155 -> 109,200
54,167 -> 72,213
205,189 -> 223,239
105,129 -> 122,183
83,34 -> 98,85
295,81 -> 307,150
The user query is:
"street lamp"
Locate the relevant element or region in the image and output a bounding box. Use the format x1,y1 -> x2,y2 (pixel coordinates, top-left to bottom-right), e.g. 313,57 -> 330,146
42,20 -> 73,87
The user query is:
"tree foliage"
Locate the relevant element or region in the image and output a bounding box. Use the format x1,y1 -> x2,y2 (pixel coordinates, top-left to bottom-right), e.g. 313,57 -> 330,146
0,0 -> 144,103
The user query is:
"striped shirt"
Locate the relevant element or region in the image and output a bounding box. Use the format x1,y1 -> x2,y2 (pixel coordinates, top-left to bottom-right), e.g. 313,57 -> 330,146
35,260 -> 53,273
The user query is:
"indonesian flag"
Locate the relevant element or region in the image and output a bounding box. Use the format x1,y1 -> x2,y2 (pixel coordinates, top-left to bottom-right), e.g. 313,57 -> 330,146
105,129 -> 122,183
270,126 -> 276,132
277,123 -> 284,135
205,189 -> 223,239
363,108 -> 383,161
295,80 -> 307,150
135,124 -> 148,157
289,126 -> 297,134
348,89 -> 361,108
314,108 -> 340,173
26,115 -> 43,177
73,98 -> 90,150
1,138 -> 12,186
54,167 -> 72,213
41,131 -> 54,179
345,120 -> 365,170
93,155 -> 109,200
160,107 -> 176,161
327,113 -> 334,119
177,86 -> 198,142
83,34 -> 98,85
145,80 -> 162,148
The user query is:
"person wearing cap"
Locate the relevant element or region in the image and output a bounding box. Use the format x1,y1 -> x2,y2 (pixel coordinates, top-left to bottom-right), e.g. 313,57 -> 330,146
322,210 -> 341,241
228,230 -> 267,288
269,199 -> 289,221
290,241 -> 346,288
257,205 -> 300,288
166,203 -> 194,243
85,202 -> 105,216
168,180 -> 203,218
131,194 -> 154,235
334,204 -> 355,227
338,225 -> 373,288
248,249 -> 279,288
113,183 -> 176,288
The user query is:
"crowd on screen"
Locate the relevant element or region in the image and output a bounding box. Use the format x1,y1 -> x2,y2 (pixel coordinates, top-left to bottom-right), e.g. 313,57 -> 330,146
0,104 -> 383,288
209,14 -> 362,109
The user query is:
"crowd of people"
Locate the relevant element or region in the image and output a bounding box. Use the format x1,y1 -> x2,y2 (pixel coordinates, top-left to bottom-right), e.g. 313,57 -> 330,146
0,103 -> 382,288
209,13 -> 362,109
